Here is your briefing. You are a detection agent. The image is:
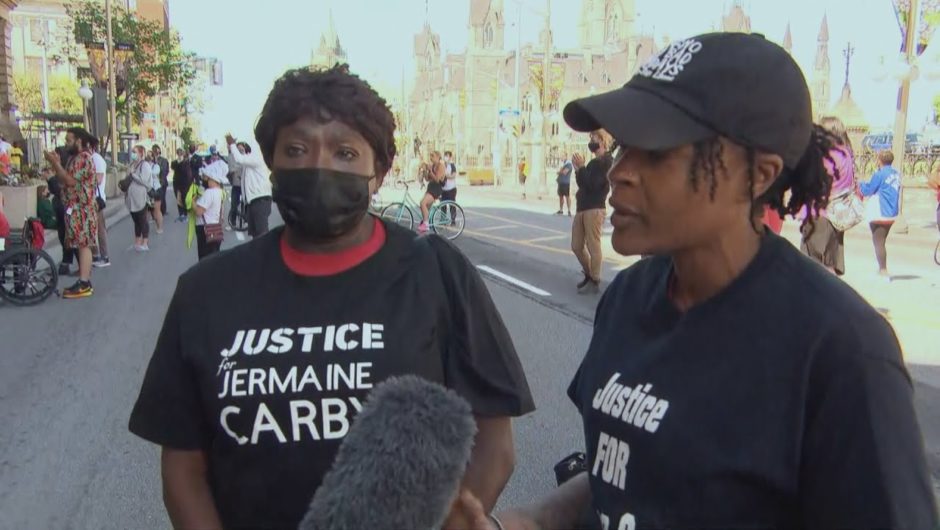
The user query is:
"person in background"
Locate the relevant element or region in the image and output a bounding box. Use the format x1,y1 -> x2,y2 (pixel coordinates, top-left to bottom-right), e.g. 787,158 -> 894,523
442,149 -> 458,204
89,138 -> 110,268
418,150 -> 445,233
171,148 -> 191,221
193,164 -> 226,260
860,149 -> 901,279
519,156 -> 528,199
188,144 -> 203,178
147,150 -> 165,235
224,142 -> 244,230
224,136 -> 272,238
556,155 -> 573,216
44,127 -> 98,299
126,145 -> 155,252
46,166 -> 74,274
799,116 -> 855,276
36,183 -> 57,230
571,131 -> 613,294
928,164 -> 940,232
152,145 -> 170,218
10,141 -> 23,171
0,190 -> 10,240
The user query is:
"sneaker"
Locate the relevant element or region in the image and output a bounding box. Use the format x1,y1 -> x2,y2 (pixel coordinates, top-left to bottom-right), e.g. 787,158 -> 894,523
567,211 -> 572,216
58,263 -> 71,276
417,222 -> 429,233
579,280 -> 601,295
225,225 -> 233,231
93,257 -> 111,268
156,229 -> 164,235
140,244 -> 150,252
576,274 -> 592,290
555,210 -> 563,215
62,280 -> 93,299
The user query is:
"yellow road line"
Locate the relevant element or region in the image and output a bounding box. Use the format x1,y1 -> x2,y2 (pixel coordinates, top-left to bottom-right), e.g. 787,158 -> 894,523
524,235 -> 568,243
476,224 -> 519,232
464,229 -> 632,267
466,209 -> 567,235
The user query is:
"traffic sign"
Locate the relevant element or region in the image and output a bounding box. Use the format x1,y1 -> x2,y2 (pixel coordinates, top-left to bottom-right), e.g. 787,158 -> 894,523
120,133 -> 139,140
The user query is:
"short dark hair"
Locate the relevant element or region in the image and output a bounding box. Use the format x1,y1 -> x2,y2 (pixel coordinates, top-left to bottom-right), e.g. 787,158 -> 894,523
878,149 -> 894,165
188,144 -> 197,154
66,127 -> 92,146
88,137 -> 99,150
237,141 -> 252,154
444,150 -> 453,157
254,64 -> 397,175
152,144 -> 161,152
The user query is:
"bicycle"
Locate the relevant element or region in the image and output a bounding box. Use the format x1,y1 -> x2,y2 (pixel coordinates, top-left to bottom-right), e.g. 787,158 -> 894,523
380,182 -> 466,240
0,218 -> 58,306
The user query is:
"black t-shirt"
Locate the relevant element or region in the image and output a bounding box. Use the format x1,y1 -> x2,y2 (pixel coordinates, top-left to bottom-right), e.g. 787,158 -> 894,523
568,233 -> 937,529
575,155 -> 612,212
129,222 -> 534,529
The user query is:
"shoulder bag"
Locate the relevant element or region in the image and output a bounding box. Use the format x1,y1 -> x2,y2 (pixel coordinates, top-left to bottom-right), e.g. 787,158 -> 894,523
203,191 -> 225,244
826,188 -> 864,232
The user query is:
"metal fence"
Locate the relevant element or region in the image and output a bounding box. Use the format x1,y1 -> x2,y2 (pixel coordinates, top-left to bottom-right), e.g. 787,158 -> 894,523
855,152 -> 940,186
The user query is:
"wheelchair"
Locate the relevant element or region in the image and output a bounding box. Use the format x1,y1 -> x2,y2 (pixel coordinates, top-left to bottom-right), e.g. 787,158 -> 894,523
0,218 -> 59,305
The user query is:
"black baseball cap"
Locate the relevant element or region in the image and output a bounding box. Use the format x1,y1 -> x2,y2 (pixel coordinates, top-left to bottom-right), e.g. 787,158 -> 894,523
564,32 -> 813,169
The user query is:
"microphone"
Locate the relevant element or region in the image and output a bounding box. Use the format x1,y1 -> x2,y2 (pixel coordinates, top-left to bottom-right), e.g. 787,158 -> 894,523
299,375 -> 477,530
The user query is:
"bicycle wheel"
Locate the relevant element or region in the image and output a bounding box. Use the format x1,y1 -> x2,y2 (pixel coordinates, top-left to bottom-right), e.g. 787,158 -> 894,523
0,247 -> 59,306
430,201 -> 466,240
934,239 -> 940,266
381,202 -> 415,230
233,203 -> 249,232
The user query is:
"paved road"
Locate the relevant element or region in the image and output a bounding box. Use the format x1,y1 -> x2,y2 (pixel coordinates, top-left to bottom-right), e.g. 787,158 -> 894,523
1,189 -> 937,528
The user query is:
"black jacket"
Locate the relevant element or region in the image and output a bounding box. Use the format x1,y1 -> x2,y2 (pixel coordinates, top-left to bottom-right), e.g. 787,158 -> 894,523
575,154 -> 612,212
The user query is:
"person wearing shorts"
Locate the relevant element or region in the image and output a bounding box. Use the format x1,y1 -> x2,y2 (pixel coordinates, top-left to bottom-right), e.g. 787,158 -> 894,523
418,150 -> 445,233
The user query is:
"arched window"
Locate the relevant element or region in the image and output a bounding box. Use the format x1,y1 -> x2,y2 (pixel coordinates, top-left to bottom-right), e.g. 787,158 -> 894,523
484,23 -> 494,49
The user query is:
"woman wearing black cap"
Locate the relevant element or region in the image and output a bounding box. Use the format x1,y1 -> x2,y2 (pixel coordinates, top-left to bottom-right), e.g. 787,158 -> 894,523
128,64 -> 533,530
456,32 -> 936,530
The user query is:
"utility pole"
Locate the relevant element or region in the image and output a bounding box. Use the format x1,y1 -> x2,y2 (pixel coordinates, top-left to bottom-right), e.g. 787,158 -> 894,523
890,0 -> 919,233
512,0 -> 521,192
106,0 -> 119,167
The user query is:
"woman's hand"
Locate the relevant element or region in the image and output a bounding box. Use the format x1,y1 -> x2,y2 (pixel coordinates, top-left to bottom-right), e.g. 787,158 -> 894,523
443,489 -> 494,530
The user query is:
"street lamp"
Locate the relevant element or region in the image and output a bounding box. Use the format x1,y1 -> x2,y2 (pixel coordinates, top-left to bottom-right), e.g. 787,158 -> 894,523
78,81 -> 93,130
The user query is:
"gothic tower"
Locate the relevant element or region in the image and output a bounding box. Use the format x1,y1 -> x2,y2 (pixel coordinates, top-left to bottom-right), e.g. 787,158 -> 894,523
578,0 -> 636,52
469,0 -> 504,51
310,9 -> 347,70
811,14 -> 831,119
783,22 -> 793,55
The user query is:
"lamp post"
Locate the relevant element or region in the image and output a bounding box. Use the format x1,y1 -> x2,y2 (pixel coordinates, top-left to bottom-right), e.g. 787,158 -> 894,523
78,81 -> 93,130
106,0 -> 119,167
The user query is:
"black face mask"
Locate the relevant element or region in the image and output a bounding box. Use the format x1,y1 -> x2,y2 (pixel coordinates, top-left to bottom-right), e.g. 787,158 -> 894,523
271,167 -> 373,240
588,141 -> 601,153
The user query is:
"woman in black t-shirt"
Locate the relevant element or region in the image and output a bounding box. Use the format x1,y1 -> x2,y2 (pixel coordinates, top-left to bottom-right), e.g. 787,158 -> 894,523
129,64 -> 534,530
455,32 -> 936,530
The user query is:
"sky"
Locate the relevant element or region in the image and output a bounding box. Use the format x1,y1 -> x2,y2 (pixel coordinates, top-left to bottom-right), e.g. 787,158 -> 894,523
172,0 -> 940,146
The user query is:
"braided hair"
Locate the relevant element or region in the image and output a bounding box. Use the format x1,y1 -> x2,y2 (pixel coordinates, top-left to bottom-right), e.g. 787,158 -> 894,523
254,64 -> 398,176
688,126 -> 838,232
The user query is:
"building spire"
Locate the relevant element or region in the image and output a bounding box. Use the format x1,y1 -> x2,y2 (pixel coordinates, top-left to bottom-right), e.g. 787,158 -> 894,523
783,22 -> 793,53
818,13 -> 829,42
842,42 -> 855,88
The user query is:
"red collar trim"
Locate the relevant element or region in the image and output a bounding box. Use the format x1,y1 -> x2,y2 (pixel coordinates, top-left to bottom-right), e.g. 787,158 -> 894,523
280,218 -> 386,277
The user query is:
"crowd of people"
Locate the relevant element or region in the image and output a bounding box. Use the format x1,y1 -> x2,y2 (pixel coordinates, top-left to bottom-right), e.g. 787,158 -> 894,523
25,126 -> 275,300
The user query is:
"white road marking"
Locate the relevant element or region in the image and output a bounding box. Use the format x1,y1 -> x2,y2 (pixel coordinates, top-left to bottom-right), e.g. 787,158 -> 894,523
476,265 -> 551,297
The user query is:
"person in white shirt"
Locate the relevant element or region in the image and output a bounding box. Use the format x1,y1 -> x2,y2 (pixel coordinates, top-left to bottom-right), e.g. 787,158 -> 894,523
194,163 -> 228,260
89,138 -> 110,267
225,135 -> 272,238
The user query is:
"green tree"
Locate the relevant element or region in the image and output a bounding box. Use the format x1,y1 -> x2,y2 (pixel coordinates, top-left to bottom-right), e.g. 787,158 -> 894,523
60,0 -> 197,122
12,74 -> 42,115
179,126 -> 199,149
934,93 -> 940,125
